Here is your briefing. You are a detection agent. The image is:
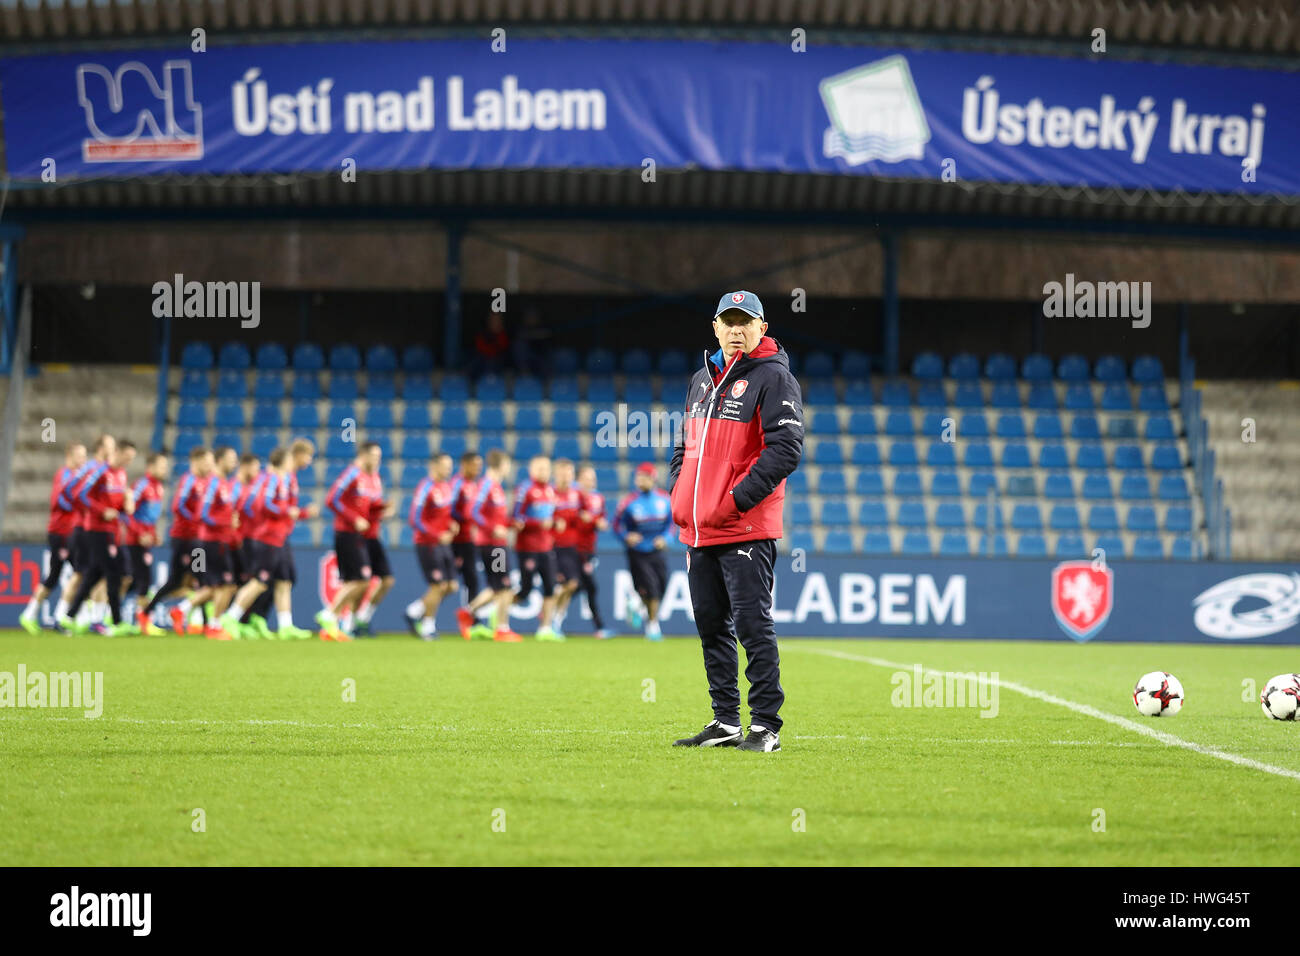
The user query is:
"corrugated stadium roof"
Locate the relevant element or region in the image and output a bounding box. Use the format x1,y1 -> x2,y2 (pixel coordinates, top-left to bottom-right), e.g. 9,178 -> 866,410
8,168 -> 1300,239
1,0 -> 1297,54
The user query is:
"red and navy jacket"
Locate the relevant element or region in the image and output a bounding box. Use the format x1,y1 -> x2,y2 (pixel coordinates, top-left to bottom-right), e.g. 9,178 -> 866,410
125,474 -> 165,545
552,486 -> 582,549
574,489 -> 606,554
48,466 -> 80,536
513,479 -> 557,552
449,474 -> 483,546
410,476 -> 455,546
326,464 -> 382,535
198,474 -> 235,543
77,461 -> 130,535
170,470 -> 206,541
470,475 -> 510,543
668,336 -> 803,548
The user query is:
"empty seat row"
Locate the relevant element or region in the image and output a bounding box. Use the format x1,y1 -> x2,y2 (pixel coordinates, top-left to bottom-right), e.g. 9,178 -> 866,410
807,379 -> 1170,412
786,528 -> 1197,559
789,467 -> 1190,501
180,342 -> 435,373
813,409 -> 1177,441
789,499 -> 1193,532
811,438 -> 1184,471
909,352 -> 1164,384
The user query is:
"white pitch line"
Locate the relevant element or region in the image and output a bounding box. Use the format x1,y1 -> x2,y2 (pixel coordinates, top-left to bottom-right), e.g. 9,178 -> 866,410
791,646 -> 1300,783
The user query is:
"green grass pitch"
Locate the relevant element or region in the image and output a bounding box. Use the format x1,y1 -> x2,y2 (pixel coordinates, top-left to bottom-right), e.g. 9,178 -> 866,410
2,629 -> 1299,866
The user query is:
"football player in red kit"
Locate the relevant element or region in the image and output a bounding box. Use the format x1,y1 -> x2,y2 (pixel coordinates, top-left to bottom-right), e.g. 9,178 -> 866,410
404,452 -> 459,639
512,455 -> 563,641
19,442 -> 87,634
457,449 -> 522,643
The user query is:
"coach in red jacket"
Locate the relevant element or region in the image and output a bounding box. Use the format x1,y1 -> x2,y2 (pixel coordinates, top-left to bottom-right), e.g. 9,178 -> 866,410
668,290 -> 803,753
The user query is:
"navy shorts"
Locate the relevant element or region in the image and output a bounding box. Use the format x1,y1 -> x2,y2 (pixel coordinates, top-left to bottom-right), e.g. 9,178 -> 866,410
417,543 -> 456,584
365,537 -> 392,579
249,540 -> 295,584
517,550 -> 557,597
197,539 -> 234,587
478,544 -> 512,592
628,549 -> 669,602
555,546 -> 583,585
335,531 -> 371,581
44,533 -> 72,589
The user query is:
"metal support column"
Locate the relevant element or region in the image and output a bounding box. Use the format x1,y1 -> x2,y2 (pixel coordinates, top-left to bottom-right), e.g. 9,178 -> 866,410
881,233 -> 899,377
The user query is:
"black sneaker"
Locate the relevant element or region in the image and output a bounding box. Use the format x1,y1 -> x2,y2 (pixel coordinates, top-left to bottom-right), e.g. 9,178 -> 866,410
737,725 -> 781,752
673,719 -> 742,748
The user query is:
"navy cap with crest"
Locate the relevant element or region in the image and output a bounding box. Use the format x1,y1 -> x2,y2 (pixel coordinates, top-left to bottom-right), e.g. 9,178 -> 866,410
715,290 -> 764,321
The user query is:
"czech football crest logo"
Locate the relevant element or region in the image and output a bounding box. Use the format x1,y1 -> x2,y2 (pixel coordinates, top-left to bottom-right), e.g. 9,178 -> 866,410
730,380 -> 748,398
1051,560 -> 1113,642
731,292 -> 745,304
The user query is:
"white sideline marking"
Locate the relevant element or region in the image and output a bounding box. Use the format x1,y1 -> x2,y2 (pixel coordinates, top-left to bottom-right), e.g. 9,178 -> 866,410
793,646 -> 1300,783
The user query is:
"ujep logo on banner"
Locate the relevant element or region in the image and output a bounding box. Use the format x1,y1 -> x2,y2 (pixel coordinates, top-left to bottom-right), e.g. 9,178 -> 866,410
1193,572 -> 1300,639
76,60 -> 204,162
819,55 -> 931,165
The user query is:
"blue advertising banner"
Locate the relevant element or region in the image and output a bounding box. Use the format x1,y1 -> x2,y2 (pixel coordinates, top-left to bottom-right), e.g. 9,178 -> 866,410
0,38 -> 1294,194
2,542 -> 1298,644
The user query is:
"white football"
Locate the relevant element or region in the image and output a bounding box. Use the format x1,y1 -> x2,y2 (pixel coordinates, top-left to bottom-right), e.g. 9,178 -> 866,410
1133,671 -> 1184,717
1260,673 -> 1300,721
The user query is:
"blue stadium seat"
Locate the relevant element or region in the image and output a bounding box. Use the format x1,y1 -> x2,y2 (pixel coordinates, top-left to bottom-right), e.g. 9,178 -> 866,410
475,376 -> 508,402
369,435 -> 393,459
440,375 -> 470,402
551,436 -> 581,460
1157,474 -> 1190,501
1063,384 -> 1094,411
959,413 -> 989,438
477,406 -> 506,432
803,381 -> 838,406
173,430 -> 205,458
176,403 -> 206,429
879,381 -> 911,408
513,407 -> 544,432
901,532 -> 932,555
1088,505 -> 1120,532
926,441 -> 957,468
551,348 -> 580,375
915,383 -> 947,409
817,470 -> 847,496
365,346 -> 397,373
292,343 -> 325,371
996,413 -> 1027,439
402,345 -> 435,374
841,351 -> 870,378
365,403 -> 395,431
218,343 -> 251,370
251,401 -> 282,429
930,471 -> 961,497
1170,537 -> 1197,560
550,407 -> 580,433
1039,445 -> 1069,470
989,382 -> 1020,409
963,443 -> 994,468
1001,443 -> 1031,469
1021,353 -> 1053,382
1113,445 -> 1144,470
325,403 -> 356,429
585,348 -> 616,375
939,532 -> 970,556
897,502 -> 928,529
1044,472 -> 1075,499
212,402 -> 244,429
1006,474 -> 1037,497
213,431 -> 244,454
1075,444 -> 1106,469
253,371 -> 285,400
1138,386 -> 1170,412
967,472 -> 997,498
1055,533 -> 1086,558
848,410 -> 877,435
786,470 -> 809,495
658,350 -> 689,376
1057,354 -> 1090,382
1049,504 -> 1082,532
811,411 -> 841,436
920,412 -> 949,438
972,502 -> 1004,530
622,349 -> 653,375
403,377 -> 433,402
625,444 -> 655,464
787,531 -> 816,555
789,501 -> 814,527
513,377 -> 544,402
911,352 -> 944,380
286,370 -> 318,400
1100,383 -> 1132,411
894,471 -> 923,497
855,470 -> 885,497
1150,444 -> 1182,470
438,405 -> 468,431
1011,503 -> 1042,531
953,383 -> 984,409
978,534 -> 1008,557
1082,474 -> 1113,499
823,531 -> 855,555
1144,416 -> 1175,440
438,434 -> 468,459
250,431 -> 279,459
843,380 -> 873,407
216,370 -> 247,399
402,404 -> 432,431
368,374 -> 397,401
1017,534 -> 1047,557
821,501 -> 851,527
1131,355 -> 1164,384
1094,534 -> 1125,558
858,501 -> 889,528
1093,355 -> 1126,382
1132,535 -> 1164,560
624,380 -> 657,404
288,402 -> 319,430
328,372 -> 359,401
1165,506 -> 1193,533
1106,417 -> 1138,439
254,343 -> 287,370
934,502 -> 966,529
804,352 -> 835,378
399,463 -> 426,489
1026,384 -> 1057,410
325,435 -> 354,460
851,441 -> 882,466
985,353 -> 1017,381
813,442 -> 844,465
546,378 -> 580,406
1126,505 -> 1158,532
586,377 -> 617,404
884,411 -> 914,437
888,441 -> 919,467
179,370 -> 209,398
947,353 -> 980,380
1070,415 -> 1101,440
289,524 -> 314,547
329,345 -> 361,372
180,342 -> 214,369
513,436 -> 544,460
863,532 -> 893,555
1033,414 -> 1063,439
